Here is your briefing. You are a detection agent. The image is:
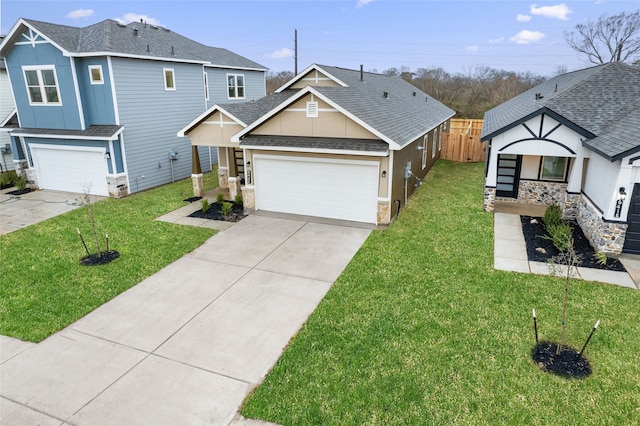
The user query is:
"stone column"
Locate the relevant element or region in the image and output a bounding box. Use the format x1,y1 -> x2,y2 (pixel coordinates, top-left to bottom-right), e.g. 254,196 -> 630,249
192,173 -> 204,197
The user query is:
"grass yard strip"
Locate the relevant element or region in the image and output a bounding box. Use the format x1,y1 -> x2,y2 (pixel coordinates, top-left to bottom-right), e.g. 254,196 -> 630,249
0,172 -> 219,342
242,161 -> 640,425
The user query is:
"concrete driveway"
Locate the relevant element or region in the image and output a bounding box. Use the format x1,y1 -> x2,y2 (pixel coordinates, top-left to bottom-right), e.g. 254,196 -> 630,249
0,189 -> 93,235
0,215 -> 372,425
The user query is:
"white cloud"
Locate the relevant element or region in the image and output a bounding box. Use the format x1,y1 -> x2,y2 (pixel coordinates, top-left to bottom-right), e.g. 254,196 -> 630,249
489,37 -> 505,44
266,48 -> 294,59
66,9 -> 94,19
517,14 -> 532,22
114,13 -> 161,26
356,0 -> 373,8
530,4 -> 573,20
466,45 -> 479,52
510,30 -> 545,44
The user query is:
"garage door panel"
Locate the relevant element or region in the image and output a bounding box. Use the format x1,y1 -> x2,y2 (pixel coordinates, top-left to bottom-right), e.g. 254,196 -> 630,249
31,146 -> 109,196
254,156 -> 378,223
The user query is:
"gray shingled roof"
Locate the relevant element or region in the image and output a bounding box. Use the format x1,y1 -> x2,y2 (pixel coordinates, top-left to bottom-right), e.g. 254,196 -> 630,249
311,65 -> 455,148
240,135 -> 389,152
482,62 -> 640,160
10,125 -> 123,139
2,18 -> 266,70
219,90 -> 299,125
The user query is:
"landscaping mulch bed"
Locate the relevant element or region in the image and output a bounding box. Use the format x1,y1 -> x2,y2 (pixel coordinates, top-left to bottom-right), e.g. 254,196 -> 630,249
532,341 -> 592,379
80,250 -> 120,266
521,216 -> 626,271
188,201 -> 245,222
6,188 -> 34,195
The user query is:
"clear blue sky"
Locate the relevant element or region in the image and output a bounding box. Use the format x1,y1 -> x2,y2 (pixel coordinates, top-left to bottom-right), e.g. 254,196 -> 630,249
2,0 -> 638,76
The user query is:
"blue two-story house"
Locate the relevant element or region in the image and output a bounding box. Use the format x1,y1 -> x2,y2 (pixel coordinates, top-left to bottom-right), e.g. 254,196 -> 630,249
0,18 -> 267,196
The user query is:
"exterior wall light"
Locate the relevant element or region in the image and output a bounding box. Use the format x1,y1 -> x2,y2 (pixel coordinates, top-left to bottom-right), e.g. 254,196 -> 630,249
614,187 -> 627,218
105,152 -> 111,160
382,170 -> 387,178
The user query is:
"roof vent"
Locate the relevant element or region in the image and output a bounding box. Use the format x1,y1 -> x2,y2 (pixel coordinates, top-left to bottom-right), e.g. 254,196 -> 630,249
535,93 -> 544,100
383,91 -> 389,98
554,84 -> 558,92
171,46 -> 175,55
146,44 -> 150,52
425,96 -> 428,102
412,91 -> 416,96
133,28 -> 138,36
360,64 -> 364,82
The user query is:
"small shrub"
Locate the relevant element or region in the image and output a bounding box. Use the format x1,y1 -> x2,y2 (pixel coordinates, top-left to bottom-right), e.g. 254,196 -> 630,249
0,170 -> 17,187
201,198 -> 210,213
595,251 -> 608,266
216,193 -> 225,204
14,175 -> 27,190
543,204 -> 563,228
234,194 -> 243,206
221,201 -> 233,217
547,222 -> 572,252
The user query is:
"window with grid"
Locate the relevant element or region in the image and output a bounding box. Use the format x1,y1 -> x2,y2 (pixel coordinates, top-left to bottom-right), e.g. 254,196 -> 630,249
23,66 -> 60,105
227,74 -> 245,99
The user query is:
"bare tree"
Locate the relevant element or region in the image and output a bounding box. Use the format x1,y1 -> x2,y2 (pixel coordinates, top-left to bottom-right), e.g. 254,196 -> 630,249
564,11 -> 640,64
266,71 -> 295,93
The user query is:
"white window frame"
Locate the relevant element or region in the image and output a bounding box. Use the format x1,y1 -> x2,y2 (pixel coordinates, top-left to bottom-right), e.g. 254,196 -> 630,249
22,65 -> 61,105
163,68 -> 176,91
431,132 -> 436,159
227,73 -> 245,99
89,65 -> 104,84
422,135 -> 428,169
203,72 -> 209,101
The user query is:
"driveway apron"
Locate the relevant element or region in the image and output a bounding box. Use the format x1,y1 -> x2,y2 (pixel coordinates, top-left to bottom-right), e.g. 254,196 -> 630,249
0,215 -> 371,425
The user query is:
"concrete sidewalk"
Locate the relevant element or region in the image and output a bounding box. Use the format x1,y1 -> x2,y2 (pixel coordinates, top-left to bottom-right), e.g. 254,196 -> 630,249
0,215 -> 372,425
494,212 -> 639,289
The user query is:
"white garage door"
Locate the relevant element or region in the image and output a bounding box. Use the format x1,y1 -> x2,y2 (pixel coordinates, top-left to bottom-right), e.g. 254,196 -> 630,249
31,144 -> 109,196
254,155 -> 379,223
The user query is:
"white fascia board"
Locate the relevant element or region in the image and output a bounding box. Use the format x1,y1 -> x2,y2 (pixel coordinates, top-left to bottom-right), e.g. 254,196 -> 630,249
177,104 -> 247,137
241,144 -> 388,157
204,64 -> 268,72
71,51 -> 209,65
1,19 -> 72,57
274,64 -> 348,93
232,86 -> 397,149
401,111 -> 456,149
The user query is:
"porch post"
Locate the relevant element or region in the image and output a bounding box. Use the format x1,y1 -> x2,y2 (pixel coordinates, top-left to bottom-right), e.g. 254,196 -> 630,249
191,145 -> 204,197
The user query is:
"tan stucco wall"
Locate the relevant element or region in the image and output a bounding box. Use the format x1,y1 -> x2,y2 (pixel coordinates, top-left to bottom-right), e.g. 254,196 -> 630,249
251,94 -> 377,139
186,111 -> 244,147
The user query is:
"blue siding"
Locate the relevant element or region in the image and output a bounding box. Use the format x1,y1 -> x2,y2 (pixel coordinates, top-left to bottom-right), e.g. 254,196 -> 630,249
112,58 -> 212,192
205,68 -> 266,108
111,139 -> 124,173
5,34 -> 83,129
75,58 -> 116,126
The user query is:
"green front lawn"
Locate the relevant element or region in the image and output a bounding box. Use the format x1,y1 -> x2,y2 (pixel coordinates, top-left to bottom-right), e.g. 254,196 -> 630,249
0,172 -> 218,342
243,161 -> 640,425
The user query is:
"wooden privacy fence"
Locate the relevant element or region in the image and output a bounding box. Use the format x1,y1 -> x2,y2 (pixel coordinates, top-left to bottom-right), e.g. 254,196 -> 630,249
441,132 -> 485,163
449,118 -> 484,138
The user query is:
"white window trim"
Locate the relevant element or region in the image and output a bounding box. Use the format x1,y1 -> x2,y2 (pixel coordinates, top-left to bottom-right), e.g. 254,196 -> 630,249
89,65 -> 104,85
431,133 -> 436,159
422,135 -> 428,169
227,73 -> 245,100
22,65 -> 62,106
163,68 -> 176,91
203,72 -> 209,101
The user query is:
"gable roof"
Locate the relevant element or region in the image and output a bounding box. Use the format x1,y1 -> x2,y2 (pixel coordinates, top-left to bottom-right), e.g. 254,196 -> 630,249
0,18 -> 267,71
482,62 -> 640,161
235,64 -> 455,149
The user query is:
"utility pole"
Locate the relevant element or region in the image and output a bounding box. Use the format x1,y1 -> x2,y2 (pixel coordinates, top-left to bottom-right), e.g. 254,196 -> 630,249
294,29 -> 298,75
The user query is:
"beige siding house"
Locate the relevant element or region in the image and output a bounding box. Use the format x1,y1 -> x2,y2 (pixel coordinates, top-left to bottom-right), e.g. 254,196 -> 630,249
179,64 -> 454,225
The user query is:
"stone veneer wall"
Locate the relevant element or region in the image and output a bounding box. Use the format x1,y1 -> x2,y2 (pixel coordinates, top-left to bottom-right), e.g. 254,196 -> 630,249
483,181 -> 580,218
377,200 -> 391,224
241,186 -> 255,209
483,187 -> 496,212
577,195 -> 627,256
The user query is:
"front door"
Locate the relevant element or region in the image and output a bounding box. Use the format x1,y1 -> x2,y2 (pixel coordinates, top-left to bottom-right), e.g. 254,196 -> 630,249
623,183 -> 640,254
496,154 -> 521,198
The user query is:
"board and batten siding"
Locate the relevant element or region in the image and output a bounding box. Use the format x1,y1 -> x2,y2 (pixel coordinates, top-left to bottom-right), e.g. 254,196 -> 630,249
0,67 -> 16,171
111,58 -> 214,192
205,67 -> 266,108
75,57 -> 116,127
5,36 -> 83,130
